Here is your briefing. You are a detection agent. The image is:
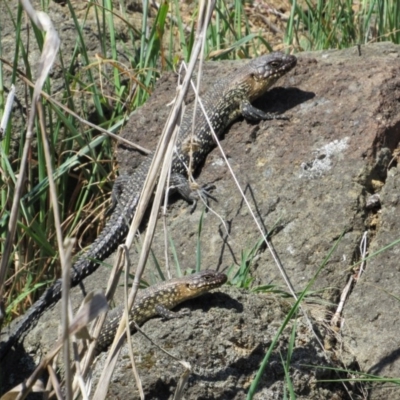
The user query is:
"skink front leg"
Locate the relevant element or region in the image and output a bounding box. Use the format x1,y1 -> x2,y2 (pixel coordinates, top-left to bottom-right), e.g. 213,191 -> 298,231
155,304 -> 190,319
241,100 -> 289,121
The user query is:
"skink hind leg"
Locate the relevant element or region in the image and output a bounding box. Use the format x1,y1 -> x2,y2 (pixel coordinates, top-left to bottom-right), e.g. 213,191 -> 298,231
170,173 -> 216,213
107,174 -> 131,216
111,171 -> 216,217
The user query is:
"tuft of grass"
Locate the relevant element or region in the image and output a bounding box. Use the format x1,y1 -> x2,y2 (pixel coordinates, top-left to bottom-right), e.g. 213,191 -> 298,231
282,321 -> 298,400
285,0 -> 400,51
227,237 -> 264,289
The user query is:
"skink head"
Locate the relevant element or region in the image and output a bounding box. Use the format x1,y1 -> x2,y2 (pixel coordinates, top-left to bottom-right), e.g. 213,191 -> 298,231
178,270 -> 227,299
250,52 -> 297,81
245,52 -> 297,100
188,269 -> 227,289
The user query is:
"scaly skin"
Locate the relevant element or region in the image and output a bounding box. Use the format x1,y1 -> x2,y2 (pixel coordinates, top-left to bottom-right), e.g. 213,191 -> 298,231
95,270 -> 227,353
0,52 -> 296,358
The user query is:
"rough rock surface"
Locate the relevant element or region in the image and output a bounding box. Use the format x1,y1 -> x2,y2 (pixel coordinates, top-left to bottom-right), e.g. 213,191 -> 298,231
2,7 -> 400,397
111,42 -> 400,398
92,289 -> 339,400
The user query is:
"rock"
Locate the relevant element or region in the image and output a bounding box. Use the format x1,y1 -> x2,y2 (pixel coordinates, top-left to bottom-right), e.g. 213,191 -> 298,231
91,288 -> 343,400
116,41 -> 400,399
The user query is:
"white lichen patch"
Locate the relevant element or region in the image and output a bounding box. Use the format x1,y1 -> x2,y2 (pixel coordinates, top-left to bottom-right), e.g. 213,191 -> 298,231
299,137 -> 349,179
